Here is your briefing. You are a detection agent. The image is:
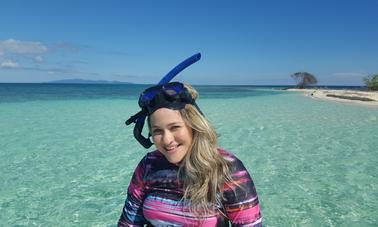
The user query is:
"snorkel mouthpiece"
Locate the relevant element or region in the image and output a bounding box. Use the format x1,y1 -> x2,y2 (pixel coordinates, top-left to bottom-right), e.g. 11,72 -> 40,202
126,53 -> 201,148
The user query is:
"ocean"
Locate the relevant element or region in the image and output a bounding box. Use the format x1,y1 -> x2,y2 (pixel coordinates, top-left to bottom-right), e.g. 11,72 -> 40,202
0,83 -> 377,226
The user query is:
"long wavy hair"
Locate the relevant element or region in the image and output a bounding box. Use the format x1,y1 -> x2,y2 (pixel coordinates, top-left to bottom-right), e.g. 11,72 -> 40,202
177,84 -> 234,215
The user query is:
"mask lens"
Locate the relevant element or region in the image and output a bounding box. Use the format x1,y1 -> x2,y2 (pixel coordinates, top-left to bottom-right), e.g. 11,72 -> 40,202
164,89 -> 178,96
163,83 -> 183,98
138,82 -> 185,108
139,86 -> 161,107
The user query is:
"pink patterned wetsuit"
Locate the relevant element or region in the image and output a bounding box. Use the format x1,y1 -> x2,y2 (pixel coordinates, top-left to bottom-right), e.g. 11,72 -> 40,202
118,148 -> 262,226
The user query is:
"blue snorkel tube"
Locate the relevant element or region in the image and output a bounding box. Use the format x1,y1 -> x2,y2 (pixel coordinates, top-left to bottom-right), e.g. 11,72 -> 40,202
158,53 -> 201,85
126,53 -> 201,148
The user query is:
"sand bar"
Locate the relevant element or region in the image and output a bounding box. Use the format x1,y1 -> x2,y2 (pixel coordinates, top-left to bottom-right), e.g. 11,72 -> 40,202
286,88 -> 378,107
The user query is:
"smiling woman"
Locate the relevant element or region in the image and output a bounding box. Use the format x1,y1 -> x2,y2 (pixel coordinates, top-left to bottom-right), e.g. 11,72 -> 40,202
118,82 -> 262,226
149,108 -> 193,164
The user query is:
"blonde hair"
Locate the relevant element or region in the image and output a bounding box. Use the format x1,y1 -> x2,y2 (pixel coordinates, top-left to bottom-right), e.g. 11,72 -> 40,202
147,84 -> 235,215
178,84 -> 233,215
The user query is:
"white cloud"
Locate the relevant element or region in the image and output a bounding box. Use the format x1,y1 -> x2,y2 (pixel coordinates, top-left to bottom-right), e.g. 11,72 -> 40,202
0,39 -> 100,79
0,60 -> 19,68
34,56 -> 44,63
0,39 -> 49,70
0,39 -> 48,54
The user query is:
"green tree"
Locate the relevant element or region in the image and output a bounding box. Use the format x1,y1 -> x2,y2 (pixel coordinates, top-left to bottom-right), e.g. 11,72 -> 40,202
290,72 -> 317,89
363,74 -> 378,91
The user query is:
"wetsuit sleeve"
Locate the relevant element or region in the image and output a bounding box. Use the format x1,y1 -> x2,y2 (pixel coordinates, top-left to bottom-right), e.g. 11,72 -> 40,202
118,156 -> 148,227
222,158 -> 262,227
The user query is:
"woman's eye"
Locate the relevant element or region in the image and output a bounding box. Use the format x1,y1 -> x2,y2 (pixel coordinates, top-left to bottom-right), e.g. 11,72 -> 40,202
152,129 -> 163,135
171,125 -> 181,130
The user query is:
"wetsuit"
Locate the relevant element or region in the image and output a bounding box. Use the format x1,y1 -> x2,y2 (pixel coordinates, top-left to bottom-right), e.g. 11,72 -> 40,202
118,148 -> 262,226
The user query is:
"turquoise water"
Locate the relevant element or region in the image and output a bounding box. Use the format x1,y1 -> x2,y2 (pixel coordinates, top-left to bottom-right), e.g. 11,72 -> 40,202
0,84 -> 377,226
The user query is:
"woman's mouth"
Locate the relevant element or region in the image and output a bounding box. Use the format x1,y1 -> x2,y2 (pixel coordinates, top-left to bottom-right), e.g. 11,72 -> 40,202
165,145 -> 180,153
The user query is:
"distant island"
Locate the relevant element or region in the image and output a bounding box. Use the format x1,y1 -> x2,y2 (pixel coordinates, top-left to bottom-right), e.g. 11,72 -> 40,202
47,79 -> 134,84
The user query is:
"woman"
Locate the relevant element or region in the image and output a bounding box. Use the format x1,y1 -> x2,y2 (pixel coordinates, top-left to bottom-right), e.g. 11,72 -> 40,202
118,81 -> 262,226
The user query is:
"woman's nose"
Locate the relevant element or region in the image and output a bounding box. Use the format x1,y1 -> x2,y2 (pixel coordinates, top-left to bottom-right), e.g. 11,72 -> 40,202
162,130 -> 174,145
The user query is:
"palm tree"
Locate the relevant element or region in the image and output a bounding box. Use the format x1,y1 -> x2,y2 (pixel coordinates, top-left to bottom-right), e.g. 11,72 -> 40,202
291,72 -> 317,89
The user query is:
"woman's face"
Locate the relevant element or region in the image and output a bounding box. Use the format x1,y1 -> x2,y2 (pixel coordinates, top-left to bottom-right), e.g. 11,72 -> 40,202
149,108 -> 193,164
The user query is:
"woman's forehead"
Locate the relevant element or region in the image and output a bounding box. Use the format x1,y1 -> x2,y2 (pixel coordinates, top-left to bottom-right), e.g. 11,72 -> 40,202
150,108 -> 185,126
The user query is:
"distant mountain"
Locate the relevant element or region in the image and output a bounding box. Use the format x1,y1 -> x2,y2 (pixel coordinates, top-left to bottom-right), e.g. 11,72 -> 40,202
47,79 -> 133,84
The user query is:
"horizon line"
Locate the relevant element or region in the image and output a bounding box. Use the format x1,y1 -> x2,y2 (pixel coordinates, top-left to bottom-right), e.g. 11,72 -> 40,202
0,82 -> 367,87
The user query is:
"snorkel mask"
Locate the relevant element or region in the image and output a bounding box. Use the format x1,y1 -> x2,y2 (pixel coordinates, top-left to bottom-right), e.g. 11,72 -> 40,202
126,53 -> 202,148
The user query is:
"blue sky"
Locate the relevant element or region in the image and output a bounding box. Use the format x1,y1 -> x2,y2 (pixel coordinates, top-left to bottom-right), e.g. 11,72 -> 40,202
0,0 -> 377,85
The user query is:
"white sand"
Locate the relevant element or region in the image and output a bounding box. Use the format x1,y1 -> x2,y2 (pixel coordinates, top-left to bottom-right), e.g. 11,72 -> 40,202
286,88 -> 378,107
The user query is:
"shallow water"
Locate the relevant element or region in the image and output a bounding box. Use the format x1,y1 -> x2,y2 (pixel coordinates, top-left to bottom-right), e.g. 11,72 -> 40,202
0,84 -> 377,226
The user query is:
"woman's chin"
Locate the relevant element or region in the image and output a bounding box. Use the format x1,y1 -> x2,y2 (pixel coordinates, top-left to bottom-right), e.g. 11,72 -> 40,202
165,147 -> 185,164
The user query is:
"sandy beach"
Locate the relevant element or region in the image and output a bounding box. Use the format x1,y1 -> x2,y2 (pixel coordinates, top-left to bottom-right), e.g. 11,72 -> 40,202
287,88 -> 378,107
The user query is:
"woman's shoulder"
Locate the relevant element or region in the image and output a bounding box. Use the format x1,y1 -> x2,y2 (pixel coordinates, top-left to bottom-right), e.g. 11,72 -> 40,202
217,148 -> 239,162
217,148 -> 247,172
